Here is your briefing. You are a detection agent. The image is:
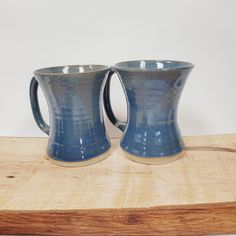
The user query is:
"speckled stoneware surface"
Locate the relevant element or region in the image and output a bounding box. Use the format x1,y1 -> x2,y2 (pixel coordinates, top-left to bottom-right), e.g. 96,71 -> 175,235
103,60 -> 193,164
30,65 -> 111,166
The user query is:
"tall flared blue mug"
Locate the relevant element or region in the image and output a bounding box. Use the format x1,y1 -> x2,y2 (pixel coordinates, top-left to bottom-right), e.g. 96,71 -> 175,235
30,65 -> 111,167
103,60 -> 193,164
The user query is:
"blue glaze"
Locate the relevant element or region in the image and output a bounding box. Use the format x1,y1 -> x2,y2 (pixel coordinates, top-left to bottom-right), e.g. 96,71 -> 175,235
103,60 -> 193,158
30,65 -> 111,163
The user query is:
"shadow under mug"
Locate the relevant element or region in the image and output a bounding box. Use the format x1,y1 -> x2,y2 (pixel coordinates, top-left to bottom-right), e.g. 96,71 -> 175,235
30,65 -> 111,167
103,60 -> 194,164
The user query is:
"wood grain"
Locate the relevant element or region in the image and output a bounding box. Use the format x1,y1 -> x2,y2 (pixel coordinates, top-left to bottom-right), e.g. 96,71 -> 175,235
0,134 -> 236,235
0,203 -> 236,235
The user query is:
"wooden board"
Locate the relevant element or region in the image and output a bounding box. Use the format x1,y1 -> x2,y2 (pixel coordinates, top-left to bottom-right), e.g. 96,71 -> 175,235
0,134 -> 236,235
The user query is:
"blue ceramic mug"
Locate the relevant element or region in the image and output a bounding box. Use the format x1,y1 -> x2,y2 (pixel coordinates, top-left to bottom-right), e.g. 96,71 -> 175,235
30,65 -> 111,166
103,60 -> 193,164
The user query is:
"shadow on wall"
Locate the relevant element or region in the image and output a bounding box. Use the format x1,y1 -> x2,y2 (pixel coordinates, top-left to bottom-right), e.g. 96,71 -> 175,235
104,110 -> 124,139
179,105 -> 214,136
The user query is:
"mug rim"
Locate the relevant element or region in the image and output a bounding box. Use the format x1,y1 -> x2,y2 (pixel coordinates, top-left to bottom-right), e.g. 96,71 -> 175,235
34,64 -> 110,76
114,60 -> 194,71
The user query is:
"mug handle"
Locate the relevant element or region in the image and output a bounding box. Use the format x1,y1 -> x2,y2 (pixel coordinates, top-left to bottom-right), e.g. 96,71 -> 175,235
29,77 -> 50,135
103,68 -> 127,132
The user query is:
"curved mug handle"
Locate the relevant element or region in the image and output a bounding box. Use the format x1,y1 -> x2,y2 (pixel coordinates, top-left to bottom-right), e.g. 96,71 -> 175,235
29,77 -> 50,135
103,68 -> 127,132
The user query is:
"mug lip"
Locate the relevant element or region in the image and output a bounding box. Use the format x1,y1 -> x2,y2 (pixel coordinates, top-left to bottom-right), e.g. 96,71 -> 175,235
114,60 -> 194,71
34,64 -> 110,76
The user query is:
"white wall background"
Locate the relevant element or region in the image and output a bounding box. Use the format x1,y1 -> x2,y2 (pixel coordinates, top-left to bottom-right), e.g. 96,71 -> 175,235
0,0 -> 236,138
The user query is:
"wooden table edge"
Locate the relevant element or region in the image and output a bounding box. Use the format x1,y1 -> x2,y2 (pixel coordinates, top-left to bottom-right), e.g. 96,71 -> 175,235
1,201 -> 236,235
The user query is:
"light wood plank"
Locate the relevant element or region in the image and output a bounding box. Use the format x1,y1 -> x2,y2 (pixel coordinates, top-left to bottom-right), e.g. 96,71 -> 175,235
1,134 -> 236,235
0,135 -> 236,210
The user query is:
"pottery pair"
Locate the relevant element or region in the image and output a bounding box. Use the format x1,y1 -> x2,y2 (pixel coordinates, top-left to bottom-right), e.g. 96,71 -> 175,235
30,60 -> 193,166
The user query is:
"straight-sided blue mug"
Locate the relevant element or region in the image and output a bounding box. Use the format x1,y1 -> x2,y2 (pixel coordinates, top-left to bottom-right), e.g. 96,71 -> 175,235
103,60 -> 193,164
30,65 -> 111,167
